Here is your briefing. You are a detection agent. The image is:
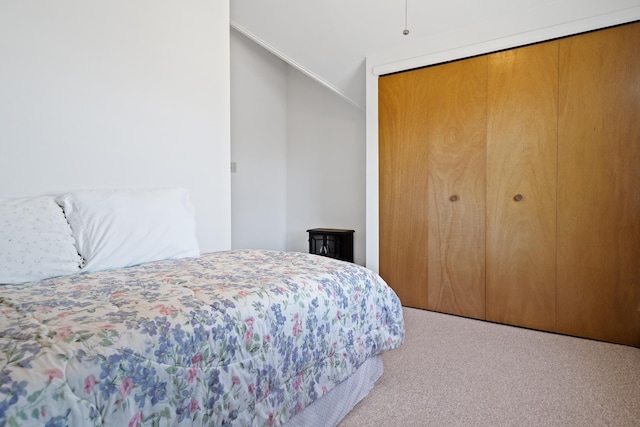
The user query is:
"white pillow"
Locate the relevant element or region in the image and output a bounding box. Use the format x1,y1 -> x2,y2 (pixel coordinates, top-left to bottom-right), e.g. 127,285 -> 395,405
56,188 -> 200,273
0,196 -> 83,284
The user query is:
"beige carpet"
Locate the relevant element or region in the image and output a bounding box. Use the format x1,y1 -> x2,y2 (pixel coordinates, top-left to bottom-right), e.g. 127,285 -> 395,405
339,307 -> 640,427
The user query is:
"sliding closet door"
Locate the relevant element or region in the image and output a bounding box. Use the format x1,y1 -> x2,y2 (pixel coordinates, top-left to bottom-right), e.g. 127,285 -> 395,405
424,57 -> 487,320
379,71 -> 430,309
379,56 -> 487,319
486,41 -> 558,331
557,22 -> 640,346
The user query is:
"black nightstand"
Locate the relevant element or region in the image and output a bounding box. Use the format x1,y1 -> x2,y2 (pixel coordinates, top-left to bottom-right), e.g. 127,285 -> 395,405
307,228 -> 354,263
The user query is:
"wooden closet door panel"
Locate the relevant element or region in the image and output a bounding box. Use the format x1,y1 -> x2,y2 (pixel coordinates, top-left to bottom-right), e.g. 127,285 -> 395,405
486,42 -> 558,330
557,22 -> 640,346
379,71 -> 430,309
425,57 -> 487,320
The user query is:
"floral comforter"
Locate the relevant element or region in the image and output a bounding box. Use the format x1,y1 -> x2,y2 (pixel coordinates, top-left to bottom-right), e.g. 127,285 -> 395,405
0,249 -> 404,426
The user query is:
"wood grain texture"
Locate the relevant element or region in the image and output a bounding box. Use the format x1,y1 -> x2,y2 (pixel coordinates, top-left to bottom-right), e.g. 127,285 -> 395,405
486,42 -> 558,330
557,22 -> 640,346
423,57 -> 487,320
379,71 -> 430,309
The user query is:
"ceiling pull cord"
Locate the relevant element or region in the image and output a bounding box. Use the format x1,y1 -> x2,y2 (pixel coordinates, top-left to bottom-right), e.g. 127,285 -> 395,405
403,0 -> 410,35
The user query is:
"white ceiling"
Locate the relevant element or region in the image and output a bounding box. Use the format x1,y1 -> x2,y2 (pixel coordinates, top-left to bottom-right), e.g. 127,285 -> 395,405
230,0 -> 551,109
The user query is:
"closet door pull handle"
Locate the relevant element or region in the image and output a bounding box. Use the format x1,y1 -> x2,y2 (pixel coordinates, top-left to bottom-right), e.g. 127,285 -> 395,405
449,195 -> 459,202
513,194 -> 523,202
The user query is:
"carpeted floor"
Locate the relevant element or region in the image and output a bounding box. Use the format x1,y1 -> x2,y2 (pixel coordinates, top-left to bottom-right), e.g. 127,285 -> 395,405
339,307 -> 640,426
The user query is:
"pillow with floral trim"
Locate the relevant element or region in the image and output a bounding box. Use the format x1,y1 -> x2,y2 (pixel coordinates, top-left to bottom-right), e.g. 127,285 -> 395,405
0,196 -> 84,284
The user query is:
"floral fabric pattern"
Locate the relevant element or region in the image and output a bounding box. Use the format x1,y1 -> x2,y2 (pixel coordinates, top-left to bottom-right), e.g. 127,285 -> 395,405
0,250 -> 404,426
0,196 -> 83,284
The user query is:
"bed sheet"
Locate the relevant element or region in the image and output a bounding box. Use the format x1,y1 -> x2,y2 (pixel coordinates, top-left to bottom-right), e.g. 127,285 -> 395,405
0,249 -> 404,426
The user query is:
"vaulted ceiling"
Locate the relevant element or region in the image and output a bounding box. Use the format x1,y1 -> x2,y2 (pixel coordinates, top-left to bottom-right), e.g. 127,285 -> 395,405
230,0 -> 551,109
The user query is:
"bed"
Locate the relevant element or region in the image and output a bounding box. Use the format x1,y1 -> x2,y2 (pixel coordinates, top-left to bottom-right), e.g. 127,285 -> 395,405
0,189 -> 404,426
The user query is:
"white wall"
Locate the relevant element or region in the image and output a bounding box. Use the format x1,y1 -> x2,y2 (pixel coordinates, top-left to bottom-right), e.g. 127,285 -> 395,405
230,30 -> 288,251
365,2 -> 640,271
0,1 -> 231,253
286,68 -> 366,265
229,33 -> 367,264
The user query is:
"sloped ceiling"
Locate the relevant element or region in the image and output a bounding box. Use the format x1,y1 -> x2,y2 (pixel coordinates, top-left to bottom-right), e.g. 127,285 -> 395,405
230,0 -> 550,109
